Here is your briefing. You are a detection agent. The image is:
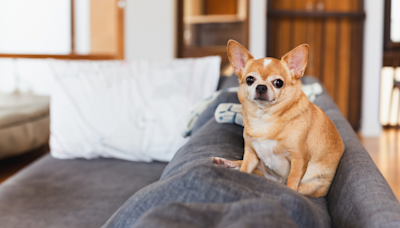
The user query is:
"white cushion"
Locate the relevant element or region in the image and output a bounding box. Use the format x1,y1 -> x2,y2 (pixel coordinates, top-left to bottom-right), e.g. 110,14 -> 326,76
0,93 -> 50,159
50,57 -> 221,162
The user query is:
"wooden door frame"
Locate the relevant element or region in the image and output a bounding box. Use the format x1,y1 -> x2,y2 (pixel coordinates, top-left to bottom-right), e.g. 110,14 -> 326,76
383,0 -> 400,67
266,0 -> 365,130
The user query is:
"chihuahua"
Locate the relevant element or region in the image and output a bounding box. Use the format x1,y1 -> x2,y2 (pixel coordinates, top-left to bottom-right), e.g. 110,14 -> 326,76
212,40 -> 344,197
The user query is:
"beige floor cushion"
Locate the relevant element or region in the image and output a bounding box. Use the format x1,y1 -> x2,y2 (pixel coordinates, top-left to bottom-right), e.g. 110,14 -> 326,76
0,93 -> 50,159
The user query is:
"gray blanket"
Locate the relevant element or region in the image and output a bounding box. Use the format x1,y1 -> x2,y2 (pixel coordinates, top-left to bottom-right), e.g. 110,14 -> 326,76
103,77 -> 400,228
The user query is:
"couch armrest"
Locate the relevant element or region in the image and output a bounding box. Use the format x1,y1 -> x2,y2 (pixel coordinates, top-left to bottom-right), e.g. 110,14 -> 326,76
326,109 -> 400,228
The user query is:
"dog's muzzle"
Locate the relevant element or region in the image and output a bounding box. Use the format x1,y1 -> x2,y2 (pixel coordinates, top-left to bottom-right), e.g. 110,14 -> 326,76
256,85 -> 267,94
255,85 -> 268,101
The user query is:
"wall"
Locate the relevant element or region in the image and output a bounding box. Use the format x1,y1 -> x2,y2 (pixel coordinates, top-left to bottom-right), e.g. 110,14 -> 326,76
360,0 -> 384,136
249,0 -> 267,59
74,0 -> 90,55
124,0 -> 267,60
124,0 -> 176,60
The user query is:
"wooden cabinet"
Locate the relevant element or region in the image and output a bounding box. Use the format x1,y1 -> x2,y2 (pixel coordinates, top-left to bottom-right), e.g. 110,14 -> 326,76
267,0 -> 365,130
177,0 -> 248,67
90,0 -> 124,58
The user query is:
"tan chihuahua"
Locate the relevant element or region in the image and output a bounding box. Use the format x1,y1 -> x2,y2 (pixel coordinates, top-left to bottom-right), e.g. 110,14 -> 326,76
212,40 -> 344,197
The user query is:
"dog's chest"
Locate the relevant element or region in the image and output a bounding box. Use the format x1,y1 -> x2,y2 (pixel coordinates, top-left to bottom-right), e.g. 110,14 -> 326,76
251,138 -> 291,180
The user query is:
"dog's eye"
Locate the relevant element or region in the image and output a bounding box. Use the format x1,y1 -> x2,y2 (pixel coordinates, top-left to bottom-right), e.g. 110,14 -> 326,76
246,76 -> 255,85
273,79 -> 284,88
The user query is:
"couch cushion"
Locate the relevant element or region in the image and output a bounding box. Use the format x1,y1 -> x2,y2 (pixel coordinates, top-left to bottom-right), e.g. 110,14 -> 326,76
302,76 -> 339,112
217,74 -> 239,90
0,93 -> 50,159
0,154 -> 167,228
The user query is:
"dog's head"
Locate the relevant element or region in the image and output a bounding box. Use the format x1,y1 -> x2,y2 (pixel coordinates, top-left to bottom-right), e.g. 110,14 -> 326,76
227,40 -> 309,110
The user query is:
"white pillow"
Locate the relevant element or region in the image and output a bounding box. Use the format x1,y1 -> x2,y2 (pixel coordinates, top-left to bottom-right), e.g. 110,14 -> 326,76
49,56 -> 221,162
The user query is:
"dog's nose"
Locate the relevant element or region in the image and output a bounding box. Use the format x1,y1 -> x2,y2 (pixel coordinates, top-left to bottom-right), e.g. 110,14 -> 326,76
256,85 -> 267,94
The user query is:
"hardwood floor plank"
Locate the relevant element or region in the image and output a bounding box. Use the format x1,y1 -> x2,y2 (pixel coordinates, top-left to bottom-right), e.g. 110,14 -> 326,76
359,129 -> 400,200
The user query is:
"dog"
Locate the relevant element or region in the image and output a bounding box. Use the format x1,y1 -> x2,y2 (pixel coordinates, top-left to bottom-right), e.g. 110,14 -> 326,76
212,40 -> 344,197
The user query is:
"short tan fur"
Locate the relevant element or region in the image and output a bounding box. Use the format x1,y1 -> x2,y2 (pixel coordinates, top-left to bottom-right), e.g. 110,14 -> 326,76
213,40 -> 344,197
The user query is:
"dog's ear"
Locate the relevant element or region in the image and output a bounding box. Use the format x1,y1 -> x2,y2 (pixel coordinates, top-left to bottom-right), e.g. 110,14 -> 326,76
281,44 -> 309,79
227,40 -> 254,78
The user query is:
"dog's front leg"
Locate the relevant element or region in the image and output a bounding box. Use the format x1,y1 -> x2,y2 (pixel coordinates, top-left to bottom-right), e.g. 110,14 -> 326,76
239,145 -> 259,174
286,154 -> 309,192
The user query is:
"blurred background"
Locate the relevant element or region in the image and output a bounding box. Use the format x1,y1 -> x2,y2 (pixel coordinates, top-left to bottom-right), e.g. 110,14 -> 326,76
0,0 -> 382,133
1,0 -> 400,196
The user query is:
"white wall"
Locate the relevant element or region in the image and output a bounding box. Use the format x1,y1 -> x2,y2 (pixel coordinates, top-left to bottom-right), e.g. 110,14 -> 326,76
249,0 -> 267,59
360,0 -> 384,136
124,0 -> 176,60
124,0 -> 267,60
74,0 -> 90,55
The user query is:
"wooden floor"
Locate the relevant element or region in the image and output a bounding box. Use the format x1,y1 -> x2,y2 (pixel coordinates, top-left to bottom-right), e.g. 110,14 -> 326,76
359,129 -> 400,200
0,144 -> 49,183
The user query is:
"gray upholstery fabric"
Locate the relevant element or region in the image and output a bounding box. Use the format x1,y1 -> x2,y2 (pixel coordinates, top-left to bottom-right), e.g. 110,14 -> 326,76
103,77 -> 400,228
301,76 -> 339,112
133,199 -> 310,228
0,93 -> 50,159
0,154 -> 167,228
103,118 -> 331,228
217,74 -> 239,90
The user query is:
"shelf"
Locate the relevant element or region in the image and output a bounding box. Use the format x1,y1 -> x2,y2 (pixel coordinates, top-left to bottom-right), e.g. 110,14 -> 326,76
184,15 -> 246,24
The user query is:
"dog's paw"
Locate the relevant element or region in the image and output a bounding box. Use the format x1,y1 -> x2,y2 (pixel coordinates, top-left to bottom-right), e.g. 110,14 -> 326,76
212,157 -> 225,165
212,157 -> 242,169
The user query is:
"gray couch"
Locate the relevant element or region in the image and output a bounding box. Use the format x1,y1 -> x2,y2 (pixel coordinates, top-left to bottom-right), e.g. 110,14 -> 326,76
1,76 -> 399,228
